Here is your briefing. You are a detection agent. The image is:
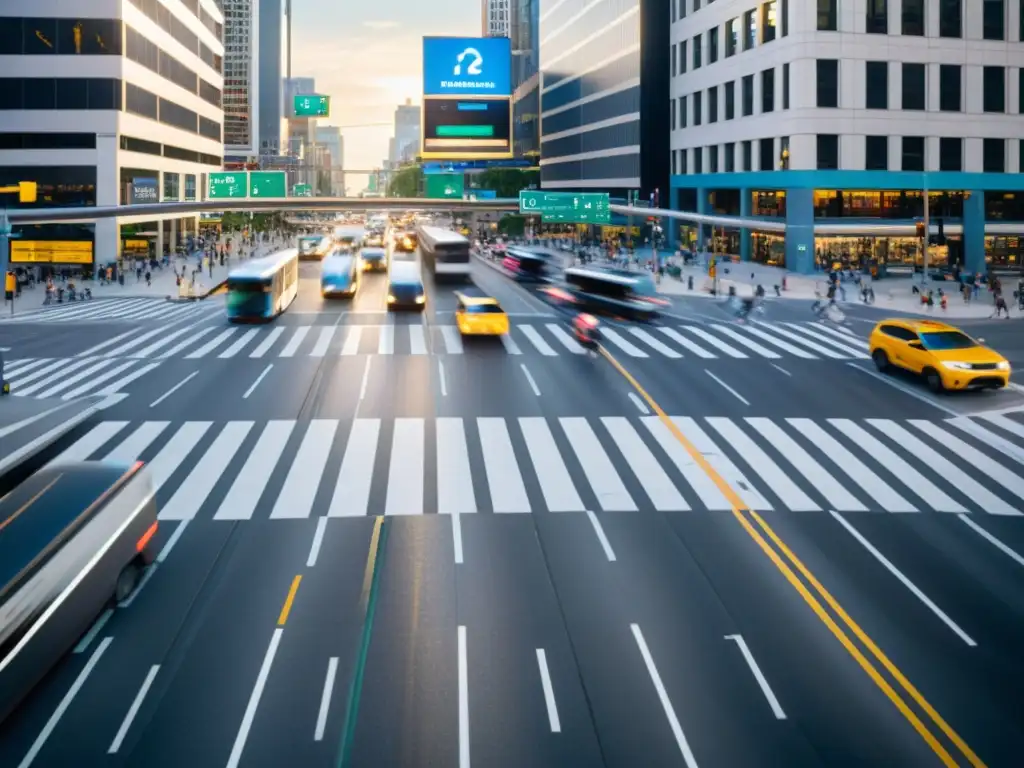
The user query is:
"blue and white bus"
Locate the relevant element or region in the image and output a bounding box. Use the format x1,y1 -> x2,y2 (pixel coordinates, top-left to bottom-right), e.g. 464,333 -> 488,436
226,249 -> 299,322
298,235 -> 332,261
417,225 -> 471,281
321,251 -> 360,298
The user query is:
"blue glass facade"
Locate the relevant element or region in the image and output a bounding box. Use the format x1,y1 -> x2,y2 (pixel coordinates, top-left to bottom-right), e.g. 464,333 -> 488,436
258,0 -> 282,153
512,0 -> 540,161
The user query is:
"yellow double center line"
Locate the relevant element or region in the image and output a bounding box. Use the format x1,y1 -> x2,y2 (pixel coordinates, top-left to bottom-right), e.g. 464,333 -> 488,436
601,346 -> 985,768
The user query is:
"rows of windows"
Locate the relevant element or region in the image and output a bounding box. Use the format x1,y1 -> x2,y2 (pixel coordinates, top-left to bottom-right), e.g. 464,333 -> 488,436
672,139 -> 785,174
671,0 -> 788,75
0,18 -> 123,55
0,165 -> 97,208
672,64 -> 789,129
119,134 -> 221,166
816,0 -> 1024,40
125,26 -> 221,108
0,132 -> 97,150
127,0 -> 223,72
817,60 -> 1023,114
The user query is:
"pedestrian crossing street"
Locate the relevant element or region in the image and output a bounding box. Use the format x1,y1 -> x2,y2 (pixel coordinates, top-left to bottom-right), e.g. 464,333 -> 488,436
48,411 -> 1024,520
0,297 -> 218,324
72,318 -> 869,361
3,356 -> 161,400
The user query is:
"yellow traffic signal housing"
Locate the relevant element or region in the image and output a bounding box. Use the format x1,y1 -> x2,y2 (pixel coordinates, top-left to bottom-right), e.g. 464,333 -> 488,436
18,181 -> 37,203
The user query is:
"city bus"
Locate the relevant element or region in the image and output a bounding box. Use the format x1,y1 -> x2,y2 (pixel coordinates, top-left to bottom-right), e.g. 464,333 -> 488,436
333,226 -> 364,251
226,248 -> 299,322
417,225 -> 471,281
0,461 -> 158,722
297,235 -> 332,261
321,250 -> 360,298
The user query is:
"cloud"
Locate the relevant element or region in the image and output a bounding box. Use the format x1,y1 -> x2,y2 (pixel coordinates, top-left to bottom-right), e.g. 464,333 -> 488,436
362,20 -> 400,29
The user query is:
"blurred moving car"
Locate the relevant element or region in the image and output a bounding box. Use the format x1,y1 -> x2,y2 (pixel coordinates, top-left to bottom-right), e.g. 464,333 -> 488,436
454,289 -> 510,336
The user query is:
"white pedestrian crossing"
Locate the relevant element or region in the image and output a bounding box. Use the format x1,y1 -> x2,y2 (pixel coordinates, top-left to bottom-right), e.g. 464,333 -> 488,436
1,297 -> 218,324
2,357 -> 163,400
38,412 -> 1024,520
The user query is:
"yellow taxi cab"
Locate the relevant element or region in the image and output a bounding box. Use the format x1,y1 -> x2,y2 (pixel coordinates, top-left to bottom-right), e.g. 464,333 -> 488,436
454,289 -> 510,336
869,318 -> 1010,392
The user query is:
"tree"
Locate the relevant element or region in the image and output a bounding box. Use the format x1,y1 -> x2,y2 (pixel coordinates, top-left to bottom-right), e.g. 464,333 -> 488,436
475,168 -> 539,198
387,165 -> 422,197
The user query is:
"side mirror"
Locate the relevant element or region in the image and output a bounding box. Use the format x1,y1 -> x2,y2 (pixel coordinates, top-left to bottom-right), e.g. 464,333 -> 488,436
908,341 -> 924,349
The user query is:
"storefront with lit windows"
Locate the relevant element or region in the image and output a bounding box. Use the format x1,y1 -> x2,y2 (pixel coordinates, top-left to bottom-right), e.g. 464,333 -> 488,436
668,171 -> 1024,275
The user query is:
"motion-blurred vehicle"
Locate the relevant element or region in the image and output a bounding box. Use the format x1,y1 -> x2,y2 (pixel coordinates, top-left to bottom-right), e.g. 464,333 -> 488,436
321,251 -> 360,298
869,318 -> 1010,392
541,266 -> 668,321
360,247 -> 388,272
0,461 -> 158,722
386,261 -> 426,311
454,289 -> 510,336
503,246 -> 557,283
297,235 -> 332,261
417,226 -> 471,281
393,231 -> 418,253
226,249 -> 299,322
363,232 -> 384,248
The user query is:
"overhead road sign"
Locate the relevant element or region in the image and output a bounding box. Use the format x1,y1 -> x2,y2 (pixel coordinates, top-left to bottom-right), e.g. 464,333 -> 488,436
249,171 -> 287,197
292,184 -> 313,197
519,191 -> 610,223
294,94 -> 330,117
209,173 -> 247,199
425,174 -> 465,199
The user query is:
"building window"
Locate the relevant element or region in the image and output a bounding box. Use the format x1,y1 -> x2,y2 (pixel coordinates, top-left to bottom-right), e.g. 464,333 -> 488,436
708,87 -> 718,122
725,81 -> 735,119
866,0 -> 888,33
939,0 -> 962,37
817,59 -> 839,107
679,95 -> 687,127
818,0 -> 837,30
865,61 -> 888,109
865,136 -> 888,170
983,138 -> 1005,172
0,132 -> 97,150
725,142 -> 735,171
781,0 -> 789,35
680,148 -> 687,174
939,137 -> 962,171
0,77 -> 122,111
694,148 -> 703,174
743,10 -> 756,49
983,66 -> 1005,112
742,140 -> 752,171
902,63 -> 925,110
983,0 -> 1005,39
694,0 -> 701,10
126,82 -> 158,119
902,136 -> 925,171
163,172 -> 180,201
762,68 -> 775,112
939,65 -> 961,112
709,145 -> 719,173
694,91 -> 702,125
678,0 -> 686,19
693,35 -> 702,69
671,43 -> 677,76
902,0 -> 925,34
758,138 -> 774,171
708,27 -> 718,63
783,63 -> 789,109
680,41 -> 687,74
725,19 -> 737,56
742,74 -> 754,116
762,1 -> 777,42
817,135 -> 839,169
671,97 -> 676,128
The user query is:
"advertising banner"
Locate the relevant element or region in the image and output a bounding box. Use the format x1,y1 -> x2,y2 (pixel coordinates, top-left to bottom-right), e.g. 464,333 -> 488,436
11,240 -> 94,265
423,37 -> 511,96
130,177 -> 159,204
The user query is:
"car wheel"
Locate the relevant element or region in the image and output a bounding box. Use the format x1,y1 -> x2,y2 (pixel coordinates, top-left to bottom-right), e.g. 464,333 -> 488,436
923,368 -> 945,394
115,561 -> 142,603
871,349 -> 889,372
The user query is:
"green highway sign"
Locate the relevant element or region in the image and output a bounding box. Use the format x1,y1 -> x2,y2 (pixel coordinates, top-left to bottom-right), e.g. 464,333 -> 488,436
520,191 -> 610,223
292,183 -> 313,197
208,172 -> 248,199
425,173 -> 464,200
294,94 -> 330,117
249,171 -> 287,197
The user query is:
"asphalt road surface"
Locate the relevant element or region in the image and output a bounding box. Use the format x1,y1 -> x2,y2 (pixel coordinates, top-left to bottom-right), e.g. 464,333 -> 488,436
2,250 -> 1024,767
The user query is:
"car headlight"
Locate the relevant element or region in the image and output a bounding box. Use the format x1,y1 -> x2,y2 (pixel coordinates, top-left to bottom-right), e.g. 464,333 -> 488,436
940,361 -> 972,371
996,361 -> 1010,370
387,294 -> 396,302
415,295 -> 426,304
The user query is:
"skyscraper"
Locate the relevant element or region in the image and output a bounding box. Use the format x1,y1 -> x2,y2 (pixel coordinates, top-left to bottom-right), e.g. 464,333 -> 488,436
219,0 -> 260,154
316,125 -> 346,196
257,0 -> 284,154
482,0 -> 511,37
511,0 -> 539,161
390,100 -> 421,164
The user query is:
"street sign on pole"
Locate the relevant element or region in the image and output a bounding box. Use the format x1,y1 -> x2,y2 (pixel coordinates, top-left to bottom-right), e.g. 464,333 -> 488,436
519,191 -> 610,223
209,172 -> 248,199
249,171 -> 287,197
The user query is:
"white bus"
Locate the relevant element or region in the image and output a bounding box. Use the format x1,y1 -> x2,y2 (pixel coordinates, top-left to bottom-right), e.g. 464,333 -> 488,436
416,225 -> 471,281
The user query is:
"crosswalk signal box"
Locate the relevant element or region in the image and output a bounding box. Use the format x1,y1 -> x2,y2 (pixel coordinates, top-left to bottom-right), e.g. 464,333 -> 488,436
4,271 -> 14,300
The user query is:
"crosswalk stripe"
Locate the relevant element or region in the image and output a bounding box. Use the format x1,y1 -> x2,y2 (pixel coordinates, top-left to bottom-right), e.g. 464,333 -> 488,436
386,418 -> 424,515
600,328 -> 649,358
159,422 -> 253,520
219,328 -> 260,358
103,422 -> 170,464
753,322 -> 847,359
521,417 -> 584,512
94,362 -> 160,396
437,418 -> 477,514
143,421 -> 212,492
6,358 -> 59,381
787,418 -> 916,512
159,326 -> 217,358
328,420 -> 379,516
674,417 -> 773,510
782,323 -> 868,357
601,417 -> 689,510
560,417 -> 636,511
812,322 -> 871,348
708,325 -> 781,359
740,325 -> 820,358
705,418 -> 819,510
478,417 -> 530,513
15,358 -> 95,388
310,327 -> 336,357
683,326 -> 747,358
659,327 -> 715,358
947,418 -> 1024,467
51,422 -> 129,465
20,359 -> 114,398
340,326 -> 361,355
546,323 -> 585,354
251,327 -> 285,357
977,413 -> 1024,440
279,326 -> 309,357
628,328 -> 682,358
135,326 -> 194,357
215,421 -> 295,520
829,419 -> 966,512
77,329 -> 147,357
60,360 -> 139,400
910,421 -> 1024,503
866,420 -> 1020,516
519,326 -> 557,356
271,420 -> 338,518
106,327 -> 168,357
378,325 -> 394,355
744,418 -> 866,511
4,359 -> 47,376
441,325 -> 463,354
500,333 -> 522,355
186,328 -> 235,358
642,417 -> 731,509
409,325 -> 428,355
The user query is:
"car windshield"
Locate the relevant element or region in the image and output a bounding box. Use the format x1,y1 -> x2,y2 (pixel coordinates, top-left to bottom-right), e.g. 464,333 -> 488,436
464,303 -> 503,314
920,331 -> 977,350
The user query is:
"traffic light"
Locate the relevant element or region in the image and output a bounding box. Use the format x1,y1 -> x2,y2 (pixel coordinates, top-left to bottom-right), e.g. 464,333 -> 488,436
915,221 -> 925,239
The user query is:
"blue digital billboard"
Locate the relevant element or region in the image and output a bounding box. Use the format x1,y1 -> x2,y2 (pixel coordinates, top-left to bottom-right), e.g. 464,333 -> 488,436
423,37 -> 512,97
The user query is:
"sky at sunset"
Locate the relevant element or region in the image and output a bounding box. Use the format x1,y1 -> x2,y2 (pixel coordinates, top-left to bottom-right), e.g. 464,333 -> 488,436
289,0 -> 481,191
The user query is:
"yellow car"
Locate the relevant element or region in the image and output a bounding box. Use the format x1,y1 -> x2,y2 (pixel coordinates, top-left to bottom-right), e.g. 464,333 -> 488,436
869,318 -> 1010,392
455,290 -> 510,336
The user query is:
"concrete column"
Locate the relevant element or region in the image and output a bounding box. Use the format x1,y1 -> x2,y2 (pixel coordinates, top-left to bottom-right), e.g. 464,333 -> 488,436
696,187 -> 708,250
740,188 -> 752,261
95,219 -> 118,276
169,219 -> 178,253
962,190 -> 986,275
156,224 -> 165,261
784,187 -> 815,273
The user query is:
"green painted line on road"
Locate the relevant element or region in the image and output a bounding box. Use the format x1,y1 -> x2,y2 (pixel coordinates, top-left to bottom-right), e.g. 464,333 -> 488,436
336,516 -> 390,768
